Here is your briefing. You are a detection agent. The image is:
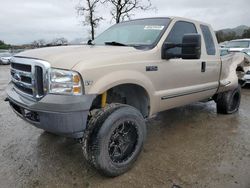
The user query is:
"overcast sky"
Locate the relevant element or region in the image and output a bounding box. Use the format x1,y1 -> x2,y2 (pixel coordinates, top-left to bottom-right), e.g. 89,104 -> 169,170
0,0 -> 249,45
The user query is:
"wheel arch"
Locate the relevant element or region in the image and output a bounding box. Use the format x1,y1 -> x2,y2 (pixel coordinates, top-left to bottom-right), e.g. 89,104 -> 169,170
88,71 -> 156,118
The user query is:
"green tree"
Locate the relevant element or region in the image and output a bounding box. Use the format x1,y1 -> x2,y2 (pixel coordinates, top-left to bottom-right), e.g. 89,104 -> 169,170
216,31 -> 239,43
242,29 -> 250,38
0,40 -> 11,49
216,31 -> 225,43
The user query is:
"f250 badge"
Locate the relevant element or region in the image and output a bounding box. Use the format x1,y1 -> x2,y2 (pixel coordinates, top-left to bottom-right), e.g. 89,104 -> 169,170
146,66 -> 158,72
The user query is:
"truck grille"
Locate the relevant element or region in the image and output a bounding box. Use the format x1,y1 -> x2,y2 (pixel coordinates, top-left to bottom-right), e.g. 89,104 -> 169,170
10,57 -> 50,100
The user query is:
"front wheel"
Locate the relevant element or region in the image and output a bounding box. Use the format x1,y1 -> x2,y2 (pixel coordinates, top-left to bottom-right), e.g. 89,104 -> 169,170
216,85 -> 241,114
83,104 -> 146,177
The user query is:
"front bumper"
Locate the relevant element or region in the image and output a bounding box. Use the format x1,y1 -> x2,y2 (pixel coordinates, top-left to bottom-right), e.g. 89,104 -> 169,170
6,83 -> 96,138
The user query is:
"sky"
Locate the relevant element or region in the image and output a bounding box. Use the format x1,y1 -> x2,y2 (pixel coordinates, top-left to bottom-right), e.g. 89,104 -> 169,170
0,0 -> 249,45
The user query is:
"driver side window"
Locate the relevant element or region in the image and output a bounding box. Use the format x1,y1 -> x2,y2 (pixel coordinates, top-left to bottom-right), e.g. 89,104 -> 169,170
166,21 -> 197,56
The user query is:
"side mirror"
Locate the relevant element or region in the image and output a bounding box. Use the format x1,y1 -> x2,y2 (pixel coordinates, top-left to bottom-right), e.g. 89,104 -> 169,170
181,34 -> 201,59
162,34 -> 201,60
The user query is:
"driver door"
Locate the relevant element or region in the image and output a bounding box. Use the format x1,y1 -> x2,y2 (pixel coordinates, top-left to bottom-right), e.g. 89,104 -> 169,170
158,20 -> 218,111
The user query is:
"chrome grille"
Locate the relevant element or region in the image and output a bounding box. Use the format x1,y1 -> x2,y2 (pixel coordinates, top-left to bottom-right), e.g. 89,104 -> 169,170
10,57 -> 50,100
11,64 -> 33,95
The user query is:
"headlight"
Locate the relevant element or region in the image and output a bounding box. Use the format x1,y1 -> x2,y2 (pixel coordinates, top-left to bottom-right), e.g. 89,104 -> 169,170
48,68 -> 83,95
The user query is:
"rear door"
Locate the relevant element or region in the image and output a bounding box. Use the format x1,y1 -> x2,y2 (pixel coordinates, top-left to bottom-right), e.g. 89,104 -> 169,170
199,24 -> 221,90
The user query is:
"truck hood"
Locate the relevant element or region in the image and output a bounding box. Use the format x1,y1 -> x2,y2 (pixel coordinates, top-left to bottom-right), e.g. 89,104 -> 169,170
16,45 -> 144,70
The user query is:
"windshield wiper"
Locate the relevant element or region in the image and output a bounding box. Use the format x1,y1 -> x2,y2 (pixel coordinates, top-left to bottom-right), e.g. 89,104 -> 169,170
104,41 -> 128,46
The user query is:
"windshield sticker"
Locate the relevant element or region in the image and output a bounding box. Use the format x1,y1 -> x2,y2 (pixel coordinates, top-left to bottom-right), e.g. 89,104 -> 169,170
144,25 -> 164,30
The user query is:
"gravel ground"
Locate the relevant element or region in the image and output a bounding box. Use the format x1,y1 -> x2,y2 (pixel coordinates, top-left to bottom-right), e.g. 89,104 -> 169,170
0,65 -> 250,188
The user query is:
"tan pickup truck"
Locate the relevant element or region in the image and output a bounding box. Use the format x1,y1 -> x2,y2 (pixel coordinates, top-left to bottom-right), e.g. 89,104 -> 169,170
6,17 -> 246,176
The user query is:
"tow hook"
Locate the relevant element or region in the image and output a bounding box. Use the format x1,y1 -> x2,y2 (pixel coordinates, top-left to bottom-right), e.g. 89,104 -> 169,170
4,98 -> 9,102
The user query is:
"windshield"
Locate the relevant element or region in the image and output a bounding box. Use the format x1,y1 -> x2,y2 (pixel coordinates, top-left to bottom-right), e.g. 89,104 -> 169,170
226,41 -> 250,48
93,18 -> 170,48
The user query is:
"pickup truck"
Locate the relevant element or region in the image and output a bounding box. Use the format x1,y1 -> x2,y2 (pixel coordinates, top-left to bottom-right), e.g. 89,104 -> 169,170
6,17 -> 245,176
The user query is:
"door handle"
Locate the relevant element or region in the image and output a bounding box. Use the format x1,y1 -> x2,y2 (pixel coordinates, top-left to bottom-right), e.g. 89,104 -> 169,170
201,61 -> 206,72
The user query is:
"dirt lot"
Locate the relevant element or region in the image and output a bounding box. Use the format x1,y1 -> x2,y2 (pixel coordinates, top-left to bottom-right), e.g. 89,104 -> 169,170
0,65 -> 250,188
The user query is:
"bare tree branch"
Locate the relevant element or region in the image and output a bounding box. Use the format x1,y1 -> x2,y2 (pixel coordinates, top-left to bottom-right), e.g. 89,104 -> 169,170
104,0 -> 154,23
76,0 -> 103,40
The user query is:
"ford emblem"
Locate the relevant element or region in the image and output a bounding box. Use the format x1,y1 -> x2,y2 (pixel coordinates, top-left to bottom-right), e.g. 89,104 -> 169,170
14,73 -> 21,82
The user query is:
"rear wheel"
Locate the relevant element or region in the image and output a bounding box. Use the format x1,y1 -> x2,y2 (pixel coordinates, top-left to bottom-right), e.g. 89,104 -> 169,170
216,85 -> 241,114
82,104 -> 146,177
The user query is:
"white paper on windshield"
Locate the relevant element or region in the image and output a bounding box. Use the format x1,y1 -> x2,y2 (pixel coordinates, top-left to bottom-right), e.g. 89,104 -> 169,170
144,25 -> 164,30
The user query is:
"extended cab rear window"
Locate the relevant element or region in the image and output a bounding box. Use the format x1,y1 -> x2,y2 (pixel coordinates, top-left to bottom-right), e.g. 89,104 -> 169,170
200,25 -> 216,55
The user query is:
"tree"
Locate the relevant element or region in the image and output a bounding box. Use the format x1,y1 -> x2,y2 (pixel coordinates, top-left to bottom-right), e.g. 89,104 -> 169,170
215,31 -> 238,43
0,40 -> 11,49
31,39 -> 46,48
50,38 -> 68,46
242,29 -> 250,38
216,31 -> 225,43
76,0 -> 103,40
0,40 -> 5,45
104,0 -> 153,23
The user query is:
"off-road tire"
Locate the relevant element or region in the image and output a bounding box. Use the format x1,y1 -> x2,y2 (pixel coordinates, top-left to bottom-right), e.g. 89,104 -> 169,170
82,104 -> 124,161
82,103 -> 146,177
216,85 -> 241,114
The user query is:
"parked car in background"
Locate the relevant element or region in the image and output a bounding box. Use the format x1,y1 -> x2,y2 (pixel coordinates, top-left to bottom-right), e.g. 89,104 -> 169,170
220,48 -> 230,56
219,47 -> 250,87
242,69 -> 250,86
240,49 -> 250,86
225,39 -> 250,52
0,52 -> 13,65
243,49 -> 250,57
219,41 -> 228,48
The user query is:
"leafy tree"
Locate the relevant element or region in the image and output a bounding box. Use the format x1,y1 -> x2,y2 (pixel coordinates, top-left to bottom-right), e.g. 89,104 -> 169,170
216,31 -> 225,43
242,29 -> 250,38
76,0 -> 103,40
216,31 -> 238,43
0,40 -> 11,49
